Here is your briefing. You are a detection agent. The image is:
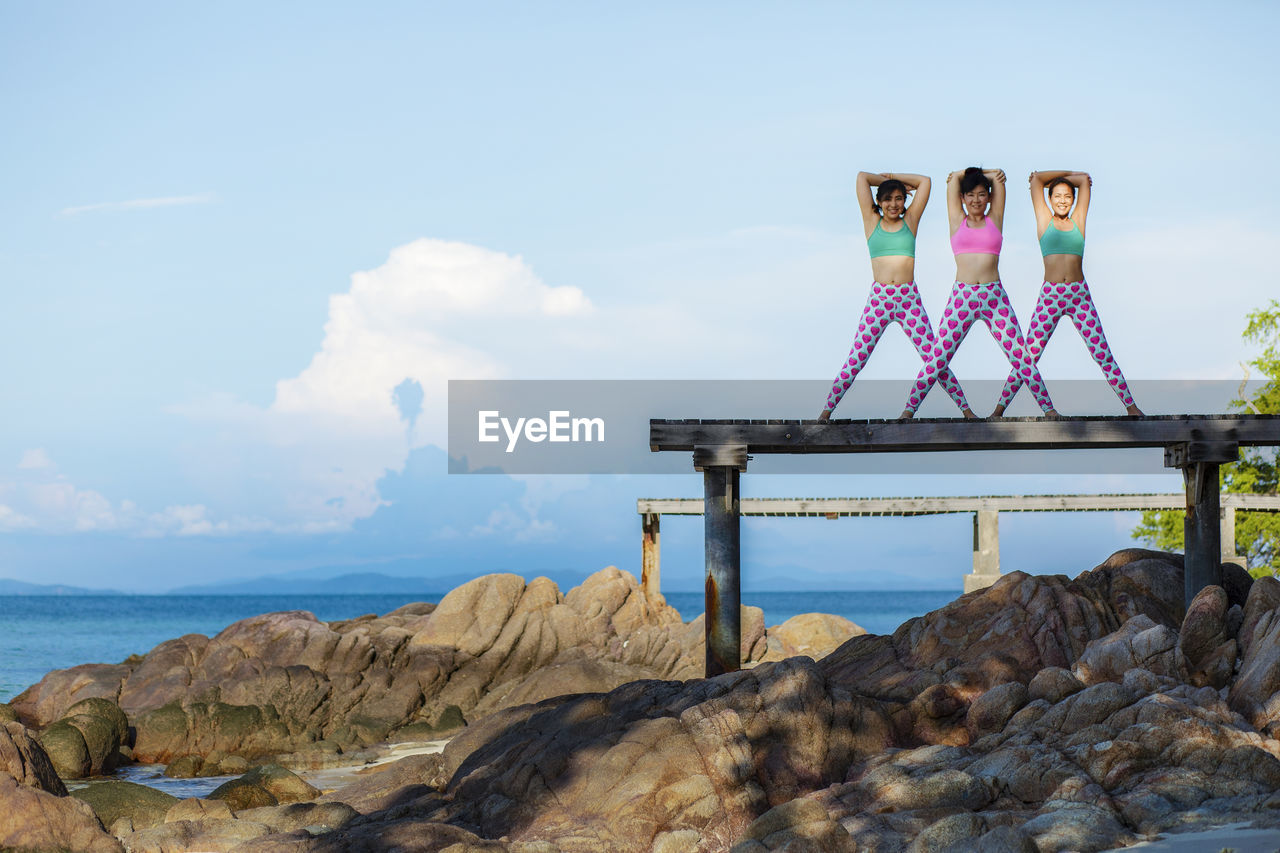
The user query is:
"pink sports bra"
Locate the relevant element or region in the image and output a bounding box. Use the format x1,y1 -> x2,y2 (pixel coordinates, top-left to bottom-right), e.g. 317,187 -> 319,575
950,217 -> 1002,255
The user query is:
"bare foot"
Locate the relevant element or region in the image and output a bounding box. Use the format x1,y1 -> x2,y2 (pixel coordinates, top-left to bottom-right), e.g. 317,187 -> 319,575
899,410 -> 915,420
1126,404 -> 1144,417
1043,408 -> 1062,419
961,408 -> 978,419
990,404 -> 1007,420
817,410 -> 831,423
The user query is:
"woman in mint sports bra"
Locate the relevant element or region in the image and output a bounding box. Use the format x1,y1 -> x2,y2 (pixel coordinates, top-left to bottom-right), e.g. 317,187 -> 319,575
990,171 -> 1142,416
818,171 -> 976,421
904,166 -> 1059,418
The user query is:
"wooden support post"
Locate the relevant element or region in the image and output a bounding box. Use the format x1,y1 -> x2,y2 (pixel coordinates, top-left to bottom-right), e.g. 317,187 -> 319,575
1166,441 -> 1238,608
965,510 -> 1001,593
695,445 -> 747,678
641,512 -> 661,600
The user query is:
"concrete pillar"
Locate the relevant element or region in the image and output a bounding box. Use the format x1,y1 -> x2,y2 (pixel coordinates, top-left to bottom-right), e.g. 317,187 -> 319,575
1220,505 -> 1246,570
641,512 -> 661,601
964,510 -> 1001,593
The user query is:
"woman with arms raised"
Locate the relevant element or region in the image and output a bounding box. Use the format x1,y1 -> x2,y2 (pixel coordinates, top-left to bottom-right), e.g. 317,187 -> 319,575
903,166 -> 1059,418
990,171 -> 1142,416
818,171 -> 975,421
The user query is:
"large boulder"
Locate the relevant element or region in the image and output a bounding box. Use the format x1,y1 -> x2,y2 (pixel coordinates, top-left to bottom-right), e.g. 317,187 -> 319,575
208,763 -> 319,810
1230,575 -> 1280,733
0,719 -> 66,794
38,718 -> 92,779
33,696 -> 130,778
0,771 -> 124,853
71,779 -> 179,832
1178,585 -> 1236,689
761,612 -> 866,662
1073,615 -> 1183,685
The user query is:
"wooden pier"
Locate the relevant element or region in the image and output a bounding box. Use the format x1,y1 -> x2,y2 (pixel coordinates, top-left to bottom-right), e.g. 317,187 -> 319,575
648,415 -> 1280,676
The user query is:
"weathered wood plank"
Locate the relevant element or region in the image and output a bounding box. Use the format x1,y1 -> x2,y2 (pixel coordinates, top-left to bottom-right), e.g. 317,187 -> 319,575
651,415 -> 1280,454
636,494 -> 1280,517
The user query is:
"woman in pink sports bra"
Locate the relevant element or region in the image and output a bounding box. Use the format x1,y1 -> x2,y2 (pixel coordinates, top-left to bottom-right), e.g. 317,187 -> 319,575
902,166 -> 1060,418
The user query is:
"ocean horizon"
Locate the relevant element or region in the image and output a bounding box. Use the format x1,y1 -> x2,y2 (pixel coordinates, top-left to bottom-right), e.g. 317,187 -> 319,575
0,589 -> 962,702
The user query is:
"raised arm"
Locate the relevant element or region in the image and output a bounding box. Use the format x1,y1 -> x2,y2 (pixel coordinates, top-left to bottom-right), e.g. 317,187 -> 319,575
984,168 -> 1007,229
884,172 -> 931,231
1028,170 -> 1054,231
855,171 -> 883,235
946,170 -> 964,231
1068,172 -> 1091,233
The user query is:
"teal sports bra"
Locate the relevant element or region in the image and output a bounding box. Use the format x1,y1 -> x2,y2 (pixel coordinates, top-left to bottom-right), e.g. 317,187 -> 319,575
867,219 -> 915,258
1039,220 -> 1085,257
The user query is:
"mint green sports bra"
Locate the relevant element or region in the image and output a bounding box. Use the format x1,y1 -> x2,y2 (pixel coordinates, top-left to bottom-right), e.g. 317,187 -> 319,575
1040,220 -> 1085,257
867,219 -> 915,258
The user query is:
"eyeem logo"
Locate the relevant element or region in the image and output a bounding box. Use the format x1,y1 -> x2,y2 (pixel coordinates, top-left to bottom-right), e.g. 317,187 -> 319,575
478,411 -> 605,453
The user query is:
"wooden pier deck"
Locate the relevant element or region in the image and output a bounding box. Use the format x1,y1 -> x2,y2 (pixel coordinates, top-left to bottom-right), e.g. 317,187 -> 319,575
649,415 -> 1280,676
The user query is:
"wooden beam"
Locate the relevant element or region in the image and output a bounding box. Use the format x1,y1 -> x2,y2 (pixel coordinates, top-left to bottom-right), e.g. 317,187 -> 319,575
651,415 -> 1280,454
636,494 -> 1280,517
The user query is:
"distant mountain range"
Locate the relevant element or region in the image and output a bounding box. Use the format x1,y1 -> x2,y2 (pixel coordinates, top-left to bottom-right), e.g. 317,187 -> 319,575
168,572 -> 451,596
169,566 -> 598,596
0,579 -> 124,595
1,566 -> 602,597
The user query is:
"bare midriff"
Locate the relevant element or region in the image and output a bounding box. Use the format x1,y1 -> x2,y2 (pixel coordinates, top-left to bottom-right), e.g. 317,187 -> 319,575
870,255 -> 915,286
1043,254 -> 1086,284
953,254 -> 1000,285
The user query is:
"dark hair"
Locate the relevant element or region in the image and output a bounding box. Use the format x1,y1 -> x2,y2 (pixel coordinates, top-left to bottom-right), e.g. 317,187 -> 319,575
873,179 -> 909,215
959,167 -> 991,195
1045,177 -> 1077,198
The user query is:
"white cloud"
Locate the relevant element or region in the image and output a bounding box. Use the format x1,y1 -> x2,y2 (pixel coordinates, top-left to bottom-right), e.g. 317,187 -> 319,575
59,192 -> 217,216
17,449 -> 53,470
0,452 -> 297,536
0,505 -> 36,531
173,238 -> 599,526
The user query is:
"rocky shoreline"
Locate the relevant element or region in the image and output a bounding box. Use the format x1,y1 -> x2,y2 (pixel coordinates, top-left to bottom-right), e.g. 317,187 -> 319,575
5,551 -> 1280,851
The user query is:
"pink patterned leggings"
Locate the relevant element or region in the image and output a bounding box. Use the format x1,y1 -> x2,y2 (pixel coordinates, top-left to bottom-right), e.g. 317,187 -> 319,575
824,281 -> 970,414
906,280 -> 1055,415
998,280 -> 1134,409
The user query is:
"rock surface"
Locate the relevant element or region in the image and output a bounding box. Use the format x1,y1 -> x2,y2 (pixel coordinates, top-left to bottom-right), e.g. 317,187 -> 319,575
0,719 -> 67,794
0,770 -> 124,853
34,696 -> 131,779
15,549 -> 1280,853
13,568 -> 818,767
71,779 -> 180,831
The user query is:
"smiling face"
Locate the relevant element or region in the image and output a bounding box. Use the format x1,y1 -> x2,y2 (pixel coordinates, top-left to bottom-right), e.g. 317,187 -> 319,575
962,186 -> 989,215
1049,182 -> 1076,216
879,188 -> 907,220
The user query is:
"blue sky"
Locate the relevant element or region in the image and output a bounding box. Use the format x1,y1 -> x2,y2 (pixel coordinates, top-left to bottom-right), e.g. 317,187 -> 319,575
2,2 -> 1278,592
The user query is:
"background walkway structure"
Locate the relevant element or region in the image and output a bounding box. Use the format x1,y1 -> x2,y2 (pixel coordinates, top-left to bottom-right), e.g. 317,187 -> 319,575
648,415 -> 1280,676
637,493 -> 1280,598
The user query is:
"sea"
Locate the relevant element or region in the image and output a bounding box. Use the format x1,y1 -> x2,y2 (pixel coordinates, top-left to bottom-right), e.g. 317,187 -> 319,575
0,590 -> 960,704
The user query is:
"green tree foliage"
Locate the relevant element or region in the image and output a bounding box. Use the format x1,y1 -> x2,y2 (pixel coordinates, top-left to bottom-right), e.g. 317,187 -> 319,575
1133,300 -> 1280,577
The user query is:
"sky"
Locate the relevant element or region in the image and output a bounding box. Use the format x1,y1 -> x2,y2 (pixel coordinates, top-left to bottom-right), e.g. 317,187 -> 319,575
2,2 -> 1278,593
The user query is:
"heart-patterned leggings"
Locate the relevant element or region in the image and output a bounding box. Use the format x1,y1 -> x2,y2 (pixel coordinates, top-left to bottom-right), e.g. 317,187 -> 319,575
824,281 -> 970,414
905,280 -> 1055,415
997,280 -> 1134,409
